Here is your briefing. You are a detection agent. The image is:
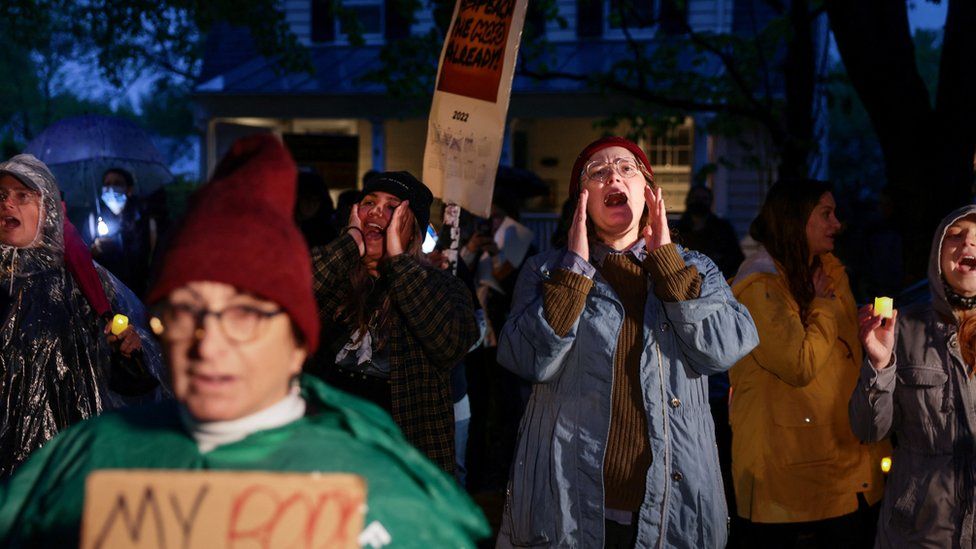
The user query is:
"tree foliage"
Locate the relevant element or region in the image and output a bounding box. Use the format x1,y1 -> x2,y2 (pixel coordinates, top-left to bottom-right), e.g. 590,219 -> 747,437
0,0 -> 309,85
369,0 -> 830,182
826,0 -> 975,280
0,0 -> 309,150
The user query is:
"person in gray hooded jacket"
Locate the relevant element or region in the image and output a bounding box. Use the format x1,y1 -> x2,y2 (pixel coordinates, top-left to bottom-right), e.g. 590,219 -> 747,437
0,154 -> 165,478
851,204 -> 976,548
496,137 -> 758,548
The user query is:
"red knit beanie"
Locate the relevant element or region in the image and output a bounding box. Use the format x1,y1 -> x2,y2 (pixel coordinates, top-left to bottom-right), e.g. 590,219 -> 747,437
146,134 -> 319,352
568,136 -> 654,198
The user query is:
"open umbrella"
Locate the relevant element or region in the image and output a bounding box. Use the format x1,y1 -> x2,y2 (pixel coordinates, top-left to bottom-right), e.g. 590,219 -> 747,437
24,115 -> 173,214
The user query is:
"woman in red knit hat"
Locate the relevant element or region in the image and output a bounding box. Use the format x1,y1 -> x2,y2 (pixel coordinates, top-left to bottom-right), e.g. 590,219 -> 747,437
0,135 -> 489,547
308,171 -> 480,475
495,136 -> 758,548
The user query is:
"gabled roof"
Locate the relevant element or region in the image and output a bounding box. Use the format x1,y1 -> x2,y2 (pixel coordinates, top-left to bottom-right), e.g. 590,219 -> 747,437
195,39 -> 722,97
198,23 -> 260,84
193,25 -> 734,121
196,43 -> 388,95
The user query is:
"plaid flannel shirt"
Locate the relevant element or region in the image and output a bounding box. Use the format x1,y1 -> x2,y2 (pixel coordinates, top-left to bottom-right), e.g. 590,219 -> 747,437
309,234 -> 479,473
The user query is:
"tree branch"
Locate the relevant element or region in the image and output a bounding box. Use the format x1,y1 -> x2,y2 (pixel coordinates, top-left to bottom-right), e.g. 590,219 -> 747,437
517,66 -> 767,120
678,25 -> 779,131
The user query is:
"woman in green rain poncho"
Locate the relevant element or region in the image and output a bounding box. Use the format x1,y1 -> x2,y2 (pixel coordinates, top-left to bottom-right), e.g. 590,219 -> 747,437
0,135 -> 489,548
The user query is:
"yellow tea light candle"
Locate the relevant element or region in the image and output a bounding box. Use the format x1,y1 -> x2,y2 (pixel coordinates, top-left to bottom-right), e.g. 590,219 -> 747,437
110,314 -> 129,336
880,456 -> 892,474
874,297 -> 893,319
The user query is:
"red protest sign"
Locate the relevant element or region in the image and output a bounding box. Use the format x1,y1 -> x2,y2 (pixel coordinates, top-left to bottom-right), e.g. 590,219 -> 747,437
436,0 -> 519,102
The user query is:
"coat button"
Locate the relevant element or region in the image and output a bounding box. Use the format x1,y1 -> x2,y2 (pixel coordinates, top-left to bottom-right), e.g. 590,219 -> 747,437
541,267 -> 550,279
670,398 -> 681,408
803,417 -> 812,423
672,472 -> 683,481
950,339 -> 958,349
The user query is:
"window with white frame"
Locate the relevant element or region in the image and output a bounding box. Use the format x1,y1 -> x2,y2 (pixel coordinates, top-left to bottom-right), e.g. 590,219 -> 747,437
647,121 -> 693,168
645,118 -> 694,210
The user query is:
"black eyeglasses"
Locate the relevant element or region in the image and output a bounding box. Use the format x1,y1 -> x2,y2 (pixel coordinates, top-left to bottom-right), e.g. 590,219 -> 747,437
151,303 -> 285,343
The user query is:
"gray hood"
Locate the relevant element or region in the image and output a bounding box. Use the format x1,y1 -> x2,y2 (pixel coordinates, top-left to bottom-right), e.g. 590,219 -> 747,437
928,204 -> 976,321
0,154 -> 64,283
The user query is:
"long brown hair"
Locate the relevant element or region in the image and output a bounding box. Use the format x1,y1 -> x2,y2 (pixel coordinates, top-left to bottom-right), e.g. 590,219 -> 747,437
749,178 -> 833,322
956,312 -> 976,375
335,219 -> 424,350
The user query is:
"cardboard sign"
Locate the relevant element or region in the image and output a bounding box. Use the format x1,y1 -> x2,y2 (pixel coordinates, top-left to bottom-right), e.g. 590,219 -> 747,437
423,0 -> 528,218
80,470 -> 366,549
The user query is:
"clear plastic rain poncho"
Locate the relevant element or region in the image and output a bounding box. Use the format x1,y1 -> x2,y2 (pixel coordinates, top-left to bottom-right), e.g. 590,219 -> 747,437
0,154 -> 166,478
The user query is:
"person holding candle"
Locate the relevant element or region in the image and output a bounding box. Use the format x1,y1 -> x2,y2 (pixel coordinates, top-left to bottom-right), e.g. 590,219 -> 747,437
729,178 -> 890,547
496,136 -> 758,548
850,205 -> 976,548
0,154 -> 164,479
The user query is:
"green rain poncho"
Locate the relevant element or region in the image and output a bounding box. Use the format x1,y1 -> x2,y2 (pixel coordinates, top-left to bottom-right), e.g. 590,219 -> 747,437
0,376 -> 490,547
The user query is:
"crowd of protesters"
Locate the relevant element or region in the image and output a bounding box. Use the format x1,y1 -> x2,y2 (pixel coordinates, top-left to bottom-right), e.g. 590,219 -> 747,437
0,132 -> 973,549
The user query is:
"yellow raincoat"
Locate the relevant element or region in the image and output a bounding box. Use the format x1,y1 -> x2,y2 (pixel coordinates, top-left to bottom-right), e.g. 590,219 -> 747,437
729,250 -> 890,523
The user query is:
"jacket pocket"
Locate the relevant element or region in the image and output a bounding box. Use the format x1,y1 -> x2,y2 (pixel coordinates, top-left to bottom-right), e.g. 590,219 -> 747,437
894,365 -> 951,451
896,366 -> 948,388
770,412 -> 838,467
888,469 -> 929,532
505,402 -> 554,547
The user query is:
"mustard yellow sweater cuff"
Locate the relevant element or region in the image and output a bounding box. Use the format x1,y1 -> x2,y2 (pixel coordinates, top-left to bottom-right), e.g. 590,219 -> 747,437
643,243 -> 701,302
543,269 -> 593,337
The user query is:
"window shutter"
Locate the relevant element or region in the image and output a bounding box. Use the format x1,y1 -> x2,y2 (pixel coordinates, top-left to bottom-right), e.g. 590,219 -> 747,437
659,0 -> 688,34
385,0 -> 411,40
577,0 -> 603,38
525,1 -> 547,38
311,0 -> 336,42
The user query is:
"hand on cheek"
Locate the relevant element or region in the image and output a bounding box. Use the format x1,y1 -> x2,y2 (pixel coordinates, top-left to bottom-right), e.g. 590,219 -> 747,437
385,201 -> 411,258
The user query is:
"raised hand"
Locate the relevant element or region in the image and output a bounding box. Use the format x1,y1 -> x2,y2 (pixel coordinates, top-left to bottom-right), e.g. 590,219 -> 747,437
386,200 -> 413,258
813,267 -> 835,299
346,204 -> 365,257
858,304 -> 897,370
568,189 -> 589,262
642,186 -> 672,251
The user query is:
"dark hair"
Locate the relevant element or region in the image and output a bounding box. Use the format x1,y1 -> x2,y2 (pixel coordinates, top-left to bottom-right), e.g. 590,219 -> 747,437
103,168 -> 135,188
335,218 -> 424,351
685,185 -> 713,205
750,178 -> 833,322
296,171 -> 335,215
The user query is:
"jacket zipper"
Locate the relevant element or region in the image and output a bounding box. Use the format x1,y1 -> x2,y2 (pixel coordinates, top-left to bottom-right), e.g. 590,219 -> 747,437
655,338 -> 671,549
599,299 -> 621,548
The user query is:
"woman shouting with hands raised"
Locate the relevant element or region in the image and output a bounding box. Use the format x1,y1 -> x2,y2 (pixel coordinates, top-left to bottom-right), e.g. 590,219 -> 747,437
495,136 -> 758,548
308,171 -> 479,475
